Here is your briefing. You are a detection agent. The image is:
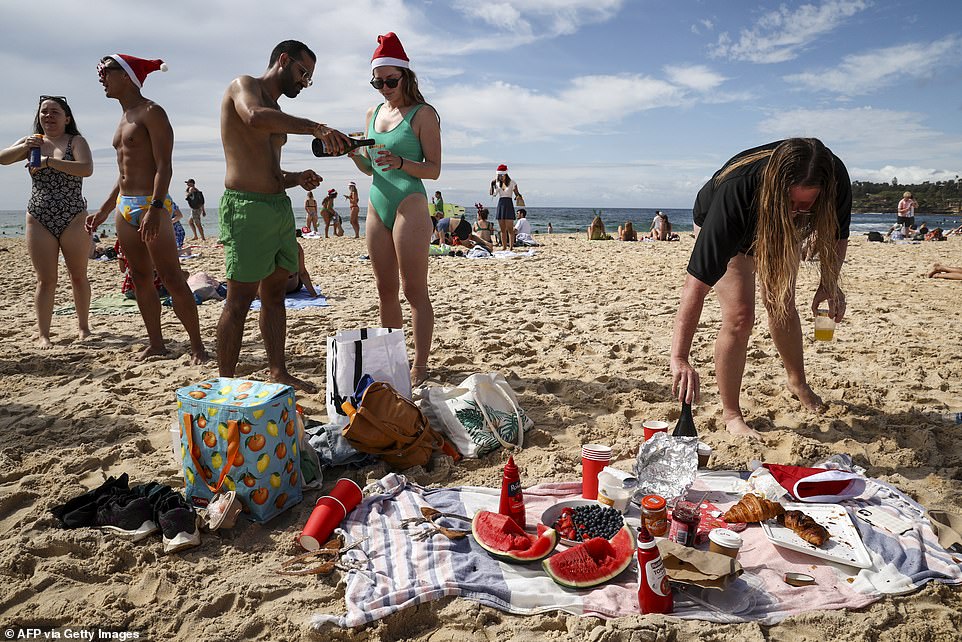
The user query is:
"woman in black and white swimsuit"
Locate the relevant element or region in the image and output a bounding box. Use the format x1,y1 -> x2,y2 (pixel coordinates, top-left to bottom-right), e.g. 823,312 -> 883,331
0,96 -> 94,348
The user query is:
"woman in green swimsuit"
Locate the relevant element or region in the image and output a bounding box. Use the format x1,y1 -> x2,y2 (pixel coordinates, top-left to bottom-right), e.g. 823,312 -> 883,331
349,32 -> 441,386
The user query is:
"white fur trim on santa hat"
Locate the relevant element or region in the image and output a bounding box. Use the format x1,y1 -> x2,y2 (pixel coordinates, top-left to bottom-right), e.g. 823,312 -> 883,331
110,55 -> 141,88
371,56 -> 410,70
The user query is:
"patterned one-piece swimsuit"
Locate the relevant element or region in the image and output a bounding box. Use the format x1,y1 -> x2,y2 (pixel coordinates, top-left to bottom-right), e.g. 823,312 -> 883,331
27,136 -> 85,239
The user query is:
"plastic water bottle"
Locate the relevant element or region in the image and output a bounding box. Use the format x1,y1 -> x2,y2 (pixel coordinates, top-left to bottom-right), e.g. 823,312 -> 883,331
947,411 -> 962,426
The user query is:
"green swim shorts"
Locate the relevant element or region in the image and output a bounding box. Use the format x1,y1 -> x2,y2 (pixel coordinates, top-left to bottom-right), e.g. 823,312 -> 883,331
219,189 -> 298,283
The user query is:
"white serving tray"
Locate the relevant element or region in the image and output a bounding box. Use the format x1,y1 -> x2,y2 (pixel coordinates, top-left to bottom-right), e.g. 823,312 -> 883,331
761,502 -> 873,569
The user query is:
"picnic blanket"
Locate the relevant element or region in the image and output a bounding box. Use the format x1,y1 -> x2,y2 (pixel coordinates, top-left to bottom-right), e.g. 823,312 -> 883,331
250,289 -> 328,310
53,292 -> 159,315
312,475 -> 962,630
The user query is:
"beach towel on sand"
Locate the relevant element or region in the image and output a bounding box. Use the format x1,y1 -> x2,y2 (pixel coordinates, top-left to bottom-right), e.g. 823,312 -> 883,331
250,289 -> 328,310
312,476 -> 962,630
54,292 -> 147,315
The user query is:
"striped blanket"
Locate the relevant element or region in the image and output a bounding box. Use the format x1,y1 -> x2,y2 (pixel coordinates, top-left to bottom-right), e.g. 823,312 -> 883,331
311,475 -> 962,629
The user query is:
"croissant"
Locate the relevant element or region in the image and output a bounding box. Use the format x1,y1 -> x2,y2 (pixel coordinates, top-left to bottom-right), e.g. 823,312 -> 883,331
723,494 -> 785,523
779,510 -> 830,546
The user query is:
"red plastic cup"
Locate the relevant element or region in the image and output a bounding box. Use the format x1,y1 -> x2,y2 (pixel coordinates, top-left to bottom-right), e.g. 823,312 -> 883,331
643,420 -> 669,441
329,478 -> 363,513
298,496 -> 347,551
581,444 -> 612,500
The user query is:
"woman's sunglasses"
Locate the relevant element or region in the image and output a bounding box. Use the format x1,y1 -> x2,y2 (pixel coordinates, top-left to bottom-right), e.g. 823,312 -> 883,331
370,77 -> 401,90
40,95 -> 67,103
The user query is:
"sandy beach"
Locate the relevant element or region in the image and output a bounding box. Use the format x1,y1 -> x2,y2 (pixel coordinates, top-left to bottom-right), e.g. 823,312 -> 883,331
1,232 -> 960,641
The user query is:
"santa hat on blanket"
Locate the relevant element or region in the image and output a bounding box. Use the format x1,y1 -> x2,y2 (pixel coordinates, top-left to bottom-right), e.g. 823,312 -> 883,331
108,54 -> 168,88
497,164 -> 508,175
763,463 -> 866,503
371,32 -> 410,70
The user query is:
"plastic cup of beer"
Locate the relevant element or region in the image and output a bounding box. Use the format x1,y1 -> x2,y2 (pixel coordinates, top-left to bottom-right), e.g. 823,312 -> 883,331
814,308 -> 835,341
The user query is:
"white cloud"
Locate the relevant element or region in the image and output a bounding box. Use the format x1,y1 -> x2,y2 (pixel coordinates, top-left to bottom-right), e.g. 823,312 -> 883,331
663,65 -> 726,92
434,75 -> 684,142
784,36 -> 962,95
451,0 -> 622,44
849,165 -> 962,184
711,0 -> 869,63
757,107 -> 962,167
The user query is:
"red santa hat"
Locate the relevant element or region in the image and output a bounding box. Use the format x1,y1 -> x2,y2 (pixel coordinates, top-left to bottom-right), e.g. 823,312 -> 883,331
328,189 -> 337,197
109,54 -> 168,88
371,32 -> 410,70
497,164 -> 508,175
763,463 -> 866,503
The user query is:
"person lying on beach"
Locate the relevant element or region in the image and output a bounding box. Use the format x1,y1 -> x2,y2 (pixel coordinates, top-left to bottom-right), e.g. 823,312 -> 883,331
927,263 -> 962,280
618,221 -> 638,241
436,214 -> 493,252
587,215 -> 609,240
946,224 -> 962,237
924,228 -> 945,242
280,242 -> 317,296
671,138 -> 851,438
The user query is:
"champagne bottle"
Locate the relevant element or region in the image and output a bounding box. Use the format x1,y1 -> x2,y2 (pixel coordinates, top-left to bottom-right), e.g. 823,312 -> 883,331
311,137 -> 375,157
672,402 -> 698,437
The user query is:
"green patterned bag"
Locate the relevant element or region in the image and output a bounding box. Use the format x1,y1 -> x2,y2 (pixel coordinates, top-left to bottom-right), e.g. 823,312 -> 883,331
418,372 -> 533,458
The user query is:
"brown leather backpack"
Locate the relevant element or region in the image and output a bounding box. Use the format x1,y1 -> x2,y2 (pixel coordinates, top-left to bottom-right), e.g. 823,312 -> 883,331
341,381 -> 443,470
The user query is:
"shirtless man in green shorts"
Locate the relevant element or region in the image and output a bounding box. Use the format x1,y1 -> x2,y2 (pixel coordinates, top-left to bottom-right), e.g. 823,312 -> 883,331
217,40 -> 351,392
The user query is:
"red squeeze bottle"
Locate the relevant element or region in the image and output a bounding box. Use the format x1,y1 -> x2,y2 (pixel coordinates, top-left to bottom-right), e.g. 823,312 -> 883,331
637,527 -> 673,614
499,456 -> 526,529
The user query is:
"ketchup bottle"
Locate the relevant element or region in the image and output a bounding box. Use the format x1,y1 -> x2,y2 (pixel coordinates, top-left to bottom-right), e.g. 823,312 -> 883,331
637,527 -> 673,614
499,456 -> 526,529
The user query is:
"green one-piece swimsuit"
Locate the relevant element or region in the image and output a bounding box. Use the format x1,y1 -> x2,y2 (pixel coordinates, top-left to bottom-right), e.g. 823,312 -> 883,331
367,103 -> 426,230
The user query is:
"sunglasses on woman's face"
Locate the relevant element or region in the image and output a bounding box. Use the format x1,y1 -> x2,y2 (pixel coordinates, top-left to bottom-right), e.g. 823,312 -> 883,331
370,76 -> 401,90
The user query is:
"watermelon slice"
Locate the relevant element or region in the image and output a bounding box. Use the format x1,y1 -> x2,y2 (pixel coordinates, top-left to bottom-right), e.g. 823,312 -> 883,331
471,511 -> 559,564
542,524 -> 636,588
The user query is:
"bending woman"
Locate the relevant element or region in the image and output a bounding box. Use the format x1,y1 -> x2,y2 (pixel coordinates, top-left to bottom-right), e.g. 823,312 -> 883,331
490,164 -> 522,250
0,96 -> 94,348
670,138 -> 851,437
349,32 -> 441,386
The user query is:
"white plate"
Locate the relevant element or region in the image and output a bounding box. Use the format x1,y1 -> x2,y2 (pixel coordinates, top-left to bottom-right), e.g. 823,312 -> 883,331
761,502 -> 873,569
541,499 -> 622,546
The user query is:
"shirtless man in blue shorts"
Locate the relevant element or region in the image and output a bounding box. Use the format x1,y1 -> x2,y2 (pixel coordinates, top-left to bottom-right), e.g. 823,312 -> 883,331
86,53 -> 208,364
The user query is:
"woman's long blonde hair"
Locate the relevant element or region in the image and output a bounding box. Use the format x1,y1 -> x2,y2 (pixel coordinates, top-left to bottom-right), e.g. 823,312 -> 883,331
719,138 -> 840,322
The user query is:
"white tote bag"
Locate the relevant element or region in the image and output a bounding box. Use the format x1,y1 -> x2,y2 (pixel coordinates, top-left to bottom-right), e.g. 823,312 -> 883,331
418,372 -> 533,458
326,328 -> 411,427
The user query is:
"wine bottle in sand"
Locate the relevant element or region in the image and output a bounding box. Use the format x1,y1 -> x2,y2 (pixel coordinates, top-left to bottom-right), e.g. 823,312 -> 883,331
672,402 -> 698,438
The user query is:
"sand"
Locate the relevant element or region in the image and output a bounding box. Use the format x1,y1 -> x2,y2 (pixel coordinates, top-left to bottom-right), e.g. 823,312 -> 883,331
0,232 -> 960,641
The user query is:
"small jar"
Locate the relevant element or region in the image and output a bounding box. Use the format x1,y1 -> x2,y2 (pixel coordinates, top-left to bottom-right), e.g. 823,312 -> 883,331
641,494 -> 668,537
668,500 -> 701,547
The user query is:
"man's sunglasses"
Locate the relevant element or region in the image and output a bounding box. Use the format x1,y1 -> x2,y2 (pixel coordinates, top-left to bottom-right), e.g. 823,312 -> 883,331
370,77 -> 401,90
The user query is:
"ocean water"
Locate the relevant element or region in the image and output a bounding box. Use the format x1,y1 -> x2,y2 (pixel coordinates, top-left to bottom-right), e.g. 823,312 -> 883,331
1,207 -> 959,239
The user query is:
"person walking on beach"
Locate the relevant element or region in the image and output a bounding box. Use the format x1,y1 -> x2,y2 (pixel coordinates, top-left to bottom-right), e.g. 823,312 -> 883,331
86,55 -> 209,364
184,178 -> 206,240
304,190 -> 318,233
216,39 -> 351,392
670,138 -> 851,437
346,182 -> 360,237
348,32 -> 441,386
0,96 -> 93,348
897,191 -> 918,236
490,164 -> 522,250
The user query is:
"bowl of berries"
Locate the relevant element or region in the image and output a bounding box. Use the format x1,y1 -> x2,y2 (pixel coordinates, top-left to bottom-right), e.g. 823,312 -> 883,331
542,500 -> 626,545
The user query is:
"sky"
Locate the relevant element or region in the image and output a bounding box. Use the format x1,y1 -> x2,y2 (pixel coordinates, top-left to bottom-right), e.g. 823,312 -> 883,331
1,0 -> 961,210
